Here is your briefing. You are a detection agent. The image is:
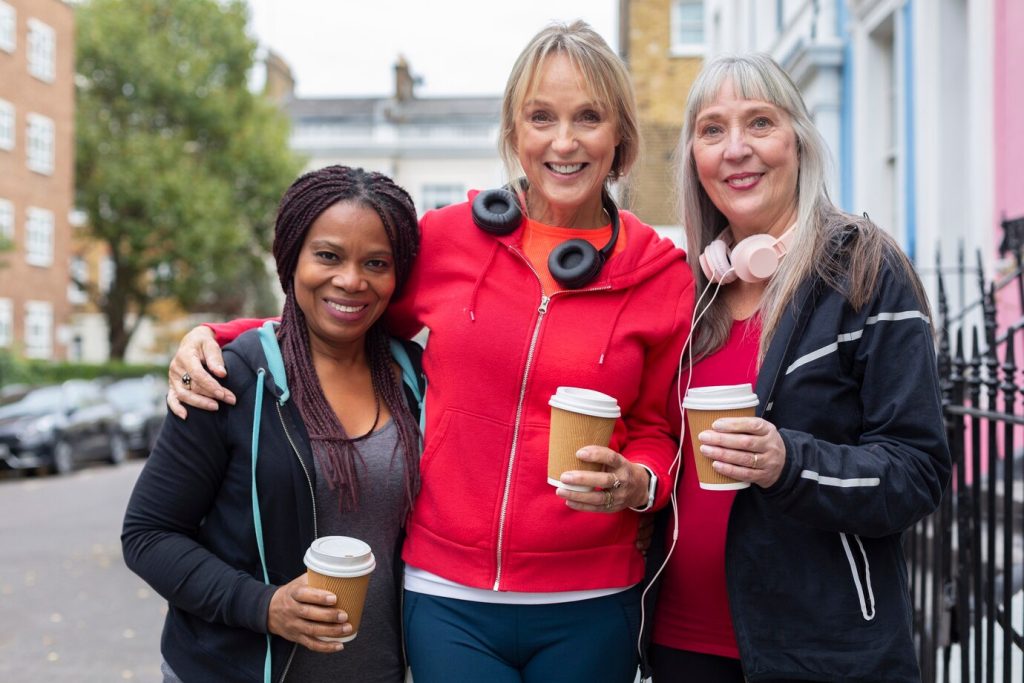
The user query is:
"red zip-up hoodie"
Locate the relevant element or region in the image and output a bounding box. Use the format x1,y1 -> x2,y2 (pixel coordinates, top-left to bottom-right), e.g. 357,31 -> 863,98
208,195 -> 694,592
391,195 -> 693,592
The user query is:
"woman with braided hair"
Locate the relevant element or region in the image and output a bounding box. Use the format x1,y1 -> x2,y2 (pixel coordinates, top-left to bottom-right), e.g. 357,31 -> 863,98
122,165 -> 425,683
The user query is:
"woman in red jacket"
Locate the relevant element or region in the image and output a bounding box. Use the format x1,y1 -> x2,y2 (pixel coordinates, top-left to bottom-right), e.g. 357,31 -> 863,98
167,21 -> 693,682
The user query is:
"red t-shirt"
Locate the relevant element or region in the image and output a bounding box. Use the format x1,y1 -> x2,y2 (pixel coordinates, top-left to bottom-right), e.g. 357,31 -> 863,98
652,316 -> 761,659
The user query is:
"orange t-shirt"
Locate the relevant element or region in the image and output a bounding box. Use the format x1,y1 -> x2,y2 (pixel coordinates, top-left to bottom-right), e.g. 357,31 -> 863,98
521,217 -> 627,295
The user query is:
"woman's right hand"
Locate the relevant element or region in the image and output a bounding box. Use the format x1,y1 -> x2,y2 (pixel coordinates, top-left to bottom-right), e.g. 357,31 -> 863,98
166,325 -> 236,419
267,573 -> 352,652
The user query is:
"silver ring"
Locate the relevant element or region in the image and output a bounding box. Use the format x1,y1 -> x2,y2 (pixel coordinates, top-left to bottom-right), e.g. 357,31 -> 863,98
181,372 -> 192,389
612,478 -> 624,490
752,453 -> 759,469
603,489 -> 614,511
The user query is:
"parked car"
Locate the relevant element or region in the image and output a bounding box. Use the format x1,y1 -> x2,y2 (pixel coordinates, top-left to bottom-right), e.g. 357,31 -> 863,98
104,375 -> 167,455
0,379 -> 128,475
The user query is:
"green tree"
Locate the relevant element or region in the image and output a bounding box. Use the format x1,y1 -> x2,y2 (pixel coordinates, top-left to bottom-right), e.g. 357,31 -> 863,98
75,0 -> 302,359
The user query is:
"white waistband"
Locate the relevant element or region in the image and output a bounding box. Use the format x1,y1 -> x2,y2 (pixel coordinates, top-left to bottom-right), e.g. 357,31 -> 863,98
403,565 -> 632,605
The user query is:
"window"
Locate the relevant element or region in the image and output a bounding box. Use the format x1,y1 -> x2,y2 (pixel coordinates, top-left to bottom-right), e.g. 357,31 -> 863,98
27,18 -> 55,82
671,0 -> 705,55
0,299 -> 11,348
0,198 -> 12,243
26,113 -> 54,174
69,256 -> 88,304
0,2 -> 14,54
99,256 -> 115,294
24,301 -> 52,359
0,99 -> 13,151
25,207 -> 53,266
421,184 -> 465,211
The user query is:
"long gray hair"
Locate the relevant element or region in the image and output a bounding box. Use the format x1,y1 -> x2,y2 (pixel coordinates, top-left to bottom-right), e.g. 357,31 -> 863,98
677,53 -> 925,362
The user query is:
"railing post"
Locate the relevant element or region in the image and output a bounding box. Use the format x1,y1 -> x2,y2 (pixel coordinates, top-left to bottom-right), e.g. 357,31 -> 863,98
969,327 -> 984,683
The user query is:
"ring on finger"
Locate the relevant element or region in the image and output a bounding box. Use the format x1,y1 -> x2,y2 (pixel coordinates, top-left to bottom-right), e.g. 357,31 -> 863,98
752,453 -> 759,469
603,489 -> 614,511
181,372 -> 192,390
611,477 -> 623,490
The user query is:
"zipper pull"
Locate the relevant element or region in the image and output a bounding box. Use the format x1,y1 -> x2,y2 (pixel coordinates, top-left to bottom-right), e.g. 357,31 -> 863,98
539,295 -> 550,314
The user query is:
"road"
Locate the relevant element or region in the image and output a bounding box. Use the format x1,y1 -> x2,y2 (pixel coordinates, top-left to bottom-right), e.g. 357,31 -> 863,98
0,460 -> 163,682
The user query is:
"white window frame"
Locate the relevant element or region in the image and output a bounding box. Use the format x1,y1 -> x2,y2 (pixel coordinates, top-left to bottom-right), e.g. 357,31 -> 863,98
25,207 -> 54,267
0,198 -> 12,243
0,99 -> 14,151
670,0 -> 706,56
0,2 -> 15,54
24,300 -> 53,359
68,255 -> 88,304
99,256 -> 115,294
26,113 -> 54,175
0,298 -> 11,348
27,18 -> 55,83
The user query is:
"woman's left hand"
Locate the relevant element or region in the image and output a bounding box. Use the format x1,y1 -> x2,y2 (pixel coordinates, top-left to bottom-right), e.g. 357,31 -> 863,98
556,447 -> 651,513
698,417 -> 786,488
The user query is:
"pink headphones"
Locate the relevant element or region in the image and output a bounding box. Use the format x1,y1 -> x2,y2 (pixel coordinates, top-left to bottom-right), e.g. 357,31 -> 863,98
698,226 -> 796,284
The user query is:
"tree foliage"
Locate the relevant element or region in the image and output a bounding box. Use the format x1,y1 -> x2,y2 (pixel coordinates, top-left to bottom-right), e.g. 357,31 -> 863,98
75,0 -> 302,359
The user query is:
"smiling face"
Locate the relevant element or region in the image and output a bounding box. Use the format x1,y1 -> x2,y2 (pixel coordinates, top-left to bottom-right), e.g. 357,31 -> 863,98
514,53 -> 621,228
293,201 -> 396,357
692,79 -> 800,240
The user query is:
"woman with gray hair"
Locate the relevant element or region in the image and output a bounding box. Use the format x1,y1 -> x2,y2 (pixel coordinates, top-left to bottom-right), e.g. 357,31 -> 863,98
647,53 -> 949,681
165,21 -> 693,682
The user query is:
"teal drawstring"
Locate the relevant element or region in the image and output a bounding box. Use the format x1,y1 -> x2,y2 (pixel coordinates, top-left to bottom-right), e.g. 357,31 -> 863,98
252,368 -> 272,683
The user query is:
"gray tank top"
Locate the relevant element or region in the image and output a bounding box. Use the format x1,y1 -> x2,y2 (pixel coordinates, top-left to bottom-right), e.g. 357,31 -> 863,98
286,418 -> 407,682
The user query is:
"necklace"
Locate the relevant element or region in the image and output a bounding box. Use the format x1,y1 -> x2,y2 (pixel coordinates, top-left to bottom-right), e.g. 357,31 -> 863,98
343,391 -> 382,443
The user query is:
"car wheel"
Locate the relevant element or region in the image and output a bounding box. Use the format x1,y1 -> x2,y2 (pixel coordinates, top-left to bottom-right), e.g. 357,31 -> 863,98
54,441 -> 74,475
109,433 -> 128,465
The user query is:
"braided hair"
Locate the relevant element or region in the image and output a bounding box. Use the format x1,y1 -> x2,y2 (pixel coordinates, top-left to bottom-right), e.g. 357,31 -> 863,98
272,165 -> 421,516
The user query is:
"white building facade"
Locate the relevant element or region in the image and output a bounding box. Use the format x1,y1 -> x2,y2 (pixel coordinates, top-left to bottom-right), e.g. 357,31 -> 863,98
700,0 -> 996,307
284,60 -> 504,216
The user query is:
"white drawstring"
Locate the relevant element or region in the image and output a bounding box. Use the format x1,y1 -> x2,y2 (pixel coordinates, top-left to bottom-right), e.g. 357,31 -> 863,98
840,532 -> 876,621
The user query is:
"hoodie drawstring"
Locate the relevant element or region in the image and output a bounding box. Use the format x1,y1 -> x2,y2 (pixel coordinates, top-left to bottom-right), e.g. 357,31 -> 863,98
252,368 -> 273,683
598,287 -> 635,365
467,242 -> 501,322
840,532 -> 876,621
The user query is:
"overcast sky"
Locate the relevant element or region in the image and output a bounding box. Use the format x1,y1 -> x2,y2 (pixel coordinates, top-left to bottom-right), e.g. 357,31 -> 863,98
246,0 -> 619,98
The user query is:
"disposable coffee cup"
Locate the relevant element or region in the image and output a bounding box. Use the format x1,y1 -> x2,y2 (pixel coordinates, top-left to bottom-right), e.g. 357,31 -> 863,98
303,536 -> 376,642
682,384 -> 759,491
548,387 -> 621,492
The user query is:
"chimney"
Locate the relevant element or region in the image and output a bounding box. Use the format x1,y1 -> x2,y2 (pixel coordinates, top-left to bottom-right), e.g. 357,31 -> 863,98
262,49 -> 296,104
394,55 -> 415,102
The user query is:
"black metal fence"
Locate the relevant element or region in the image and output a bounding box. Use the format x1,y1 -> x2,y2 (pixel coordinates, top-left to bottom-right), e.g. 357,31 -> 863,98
909,217 -> 1024,682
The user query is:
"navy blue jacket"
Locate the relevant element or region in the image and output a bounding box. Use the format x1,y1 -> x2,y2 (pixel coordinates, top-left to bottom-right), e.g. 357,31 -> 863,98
730,245 -> 951,681
122,328 -> 423,683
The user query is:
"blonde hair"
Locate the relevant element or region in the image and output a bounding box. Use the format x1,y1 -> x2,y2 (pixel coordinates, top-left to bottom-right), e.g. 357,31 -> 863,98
498,20 -> 640,198
676,53 -> 927,362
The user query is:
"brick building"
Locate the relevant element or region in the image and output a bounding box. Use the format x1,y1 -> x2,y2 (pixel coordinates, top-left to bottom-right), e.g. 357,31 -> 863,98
618,0 -> 703,242
0,0 -> 74,360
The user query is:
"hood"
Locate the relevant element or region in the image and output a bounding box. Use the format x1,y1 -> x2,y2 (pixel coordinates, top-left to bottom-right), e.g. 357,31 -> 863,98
223,325 -> 290,404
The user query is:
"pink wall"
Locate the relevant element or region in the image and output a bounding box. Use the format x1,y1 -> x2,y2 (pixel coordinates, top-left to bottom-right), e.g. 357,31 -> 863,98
996,0 -> 1024,225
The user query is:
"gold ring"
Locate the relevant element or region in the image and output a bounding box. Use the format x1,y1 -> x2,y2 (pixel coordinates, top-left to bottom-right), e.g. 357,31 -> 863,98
603,490 -> 614,511
752,454 -> 759,469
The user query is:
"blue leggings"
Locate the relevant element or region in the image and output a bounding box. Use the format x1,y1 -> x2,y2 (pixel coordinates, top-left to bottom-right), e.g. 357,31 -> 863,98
403,587 -> 642,683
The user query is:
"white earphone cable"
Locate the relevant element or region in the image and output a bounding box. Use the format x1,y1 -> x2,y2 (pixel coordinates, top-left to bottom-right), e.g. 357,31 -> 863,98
635,266 -> 732,678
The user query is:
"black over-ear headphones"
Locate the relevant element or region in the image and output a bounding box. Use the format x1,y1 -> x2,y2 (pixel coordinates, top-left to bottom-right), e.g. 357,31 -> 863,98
471,186 -> 621,290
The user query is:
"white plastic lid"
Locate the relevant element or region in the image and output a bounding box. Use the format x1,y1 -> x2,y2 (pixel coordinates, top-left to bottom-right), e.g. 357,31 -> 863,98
548,386 -> 621,419
303,536 -> 376,577
681,384 -> 759,410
